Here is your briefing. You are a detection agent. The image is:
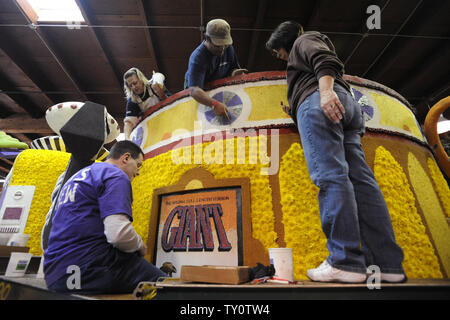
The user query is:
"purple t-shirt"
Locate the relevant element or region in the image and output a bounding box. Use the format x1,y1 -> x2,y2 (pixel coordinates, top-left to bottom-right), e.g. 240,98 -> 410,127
44,162 -> 133,286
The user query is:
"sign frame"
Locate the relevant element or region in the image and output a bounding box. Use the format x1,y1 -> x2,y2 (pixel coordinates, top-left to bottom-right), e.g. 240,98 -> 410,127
147,168 -> 254,269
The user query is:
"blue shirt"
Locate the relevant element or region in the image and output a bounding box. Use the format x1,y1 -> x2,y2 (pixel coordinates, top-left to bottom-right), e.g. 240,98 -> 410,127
43,162 -> 133,286
185,42 -> 240,89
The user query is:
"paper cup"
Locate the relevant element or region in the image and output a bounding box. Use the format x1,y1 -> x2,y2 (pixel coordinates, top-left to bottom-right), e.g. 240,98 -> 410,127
268,248 -> 294,282
7,233 -> 30,247
5,252 -> 33,277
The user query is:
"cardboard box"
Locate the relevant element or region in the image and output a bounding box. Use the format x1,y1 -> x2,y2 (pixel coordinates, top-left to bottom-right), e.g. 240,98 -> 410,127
180,265 -> 250,285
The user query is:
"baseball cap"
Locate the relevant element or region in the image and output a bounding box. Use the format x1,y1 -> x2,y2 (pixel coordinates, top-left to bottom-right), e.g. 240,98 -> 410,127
205,19 -> 233,46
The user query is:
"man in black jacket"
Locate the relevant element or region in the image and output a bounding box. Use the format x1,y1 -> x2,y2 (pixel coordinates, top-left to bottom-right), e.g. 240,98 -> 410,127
266,21 -> 405,283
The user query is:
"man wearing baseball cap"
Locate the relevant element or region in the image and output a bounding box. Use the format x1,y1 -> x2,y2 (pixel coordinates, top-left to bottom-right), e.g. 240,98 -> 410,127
185,19 -> 247,122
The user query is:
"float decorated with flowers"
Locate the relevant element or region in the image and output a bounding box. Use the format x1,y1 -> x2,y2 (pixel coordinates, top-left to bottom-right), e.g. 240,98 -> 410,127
5,71 -> 449,280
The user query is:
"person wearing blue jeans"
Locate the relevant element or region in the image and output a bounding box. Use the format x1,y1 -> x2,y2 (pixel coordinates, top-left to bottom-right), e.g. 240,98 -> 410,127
266,21 -> 405,283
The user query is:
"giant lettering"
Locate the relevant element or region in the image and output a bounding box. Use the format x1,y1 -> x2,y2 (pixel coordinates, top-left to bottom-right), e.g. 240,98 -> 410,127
161,203 -> 232,252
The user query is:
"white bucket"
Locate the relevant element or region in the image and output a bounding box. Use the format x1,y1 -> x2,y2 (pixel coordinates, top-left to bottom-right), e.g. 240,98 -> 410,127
268,248 -> 294,282
7,233 -> 30,247
5,252 -> 33,277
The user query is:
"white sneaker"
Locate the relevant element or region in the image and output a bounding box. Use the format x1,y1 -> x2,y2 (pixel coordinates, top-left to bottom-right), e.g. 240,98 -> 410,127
366,268 -> 407,283
380,273 -> 406,283
307,260 -> 367,283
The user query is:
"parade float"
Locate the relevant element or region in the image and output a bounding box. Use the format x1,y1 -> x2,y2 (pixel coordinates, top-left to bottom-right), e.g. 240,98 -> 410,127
2,72 -> 449,285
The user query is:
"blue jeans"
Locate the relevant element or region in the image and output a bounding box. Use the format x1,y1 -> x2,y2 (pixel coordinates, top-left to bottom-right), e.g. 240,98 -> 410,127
296,84 -> 404,274
48,248 -> 166,294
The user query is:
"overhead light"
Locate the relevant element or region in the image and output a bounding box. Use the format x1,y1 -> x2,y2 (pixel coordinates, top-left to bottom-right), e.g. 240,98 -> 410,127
23,0 -> 85,23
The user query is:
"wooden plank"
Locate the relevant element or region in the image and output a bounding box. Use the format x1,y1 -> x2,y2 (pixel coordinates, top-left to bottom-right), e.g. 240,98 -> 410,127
0,47 -> 54,108
136,0 -> 159,72
0,115 -> 53,134
246,0 -> 268,71
75,0 -> 123,88
0,114 -> 124,135
9,133 -> 32,145
13,0 -> 88,102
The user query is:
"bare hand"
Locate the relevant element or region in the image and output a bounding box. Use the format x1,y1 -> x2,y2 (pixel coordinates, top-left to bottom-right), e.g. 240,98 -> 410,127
281,101 -> 291,115
213,101 -> 231,123
151,83 -> 167,100
320,89 -> 345,123
231,68 -> 248,76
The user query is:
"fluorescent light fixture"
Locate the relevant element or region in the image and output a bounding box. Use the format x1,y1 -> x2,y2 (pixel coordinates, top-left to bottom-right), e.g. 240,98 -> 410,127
26,0 -> 85,22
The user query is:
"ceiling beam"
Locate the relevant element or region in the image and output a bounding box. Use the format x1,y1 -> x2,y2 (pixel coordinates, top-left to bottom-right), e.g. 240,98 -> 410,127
361,0 -> 423,78
0,165 -> 10,174
200,0 -> 205,41
136,0 -> 159,72
246,0 -> 268,71
397,43 -> 449,94
365,1 -> 443,84
0,46 -> 54,109
75,0 -> 123,88
0,78 -> 44,118
0,114 -> 53,134
412,80 -> 450,122
9,133 -> 32,145
0,113 -> 125,135
344,0 -> 391,65
0,156 -> 14,166
14,0 -> 88,101
0,92 -> 28,115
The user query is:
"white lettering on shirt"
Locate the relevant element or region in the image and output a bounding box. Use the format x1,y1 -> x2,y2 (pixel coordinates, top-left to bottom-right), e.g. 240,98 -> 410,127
56,168 -> 91,209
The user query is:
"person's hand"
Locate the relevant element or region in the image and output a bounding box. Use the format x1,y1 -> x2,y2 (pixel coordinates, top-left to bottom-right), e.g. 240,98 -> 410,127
213,101 -> 231,123
151,83 -> 167,100
281,101 -> 291,115
160,262 -> 177,277
320,89 -> 345,124
231,68 -> 248,76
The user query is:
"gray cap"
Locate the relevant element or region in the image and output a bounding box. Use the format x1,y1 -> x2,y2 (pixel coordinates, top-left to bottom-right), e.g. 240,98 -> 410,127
205,19 -> 233,46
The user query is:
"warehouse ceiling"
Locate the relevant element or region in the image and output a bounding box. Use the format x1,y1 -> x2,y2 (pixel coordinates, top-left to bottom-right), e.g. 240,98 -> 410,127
0,0 -> 449,147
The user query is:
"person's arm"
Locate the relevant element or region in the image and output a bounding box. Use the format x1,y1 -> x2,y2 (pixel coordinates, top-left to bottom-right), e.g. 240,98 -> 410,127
103,214 -> 146,255
150,82 -> 168,100
296,35 -> 345,123
123,119 -> 136,140
124,100 -> 140,140
189,86 -> 230,122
